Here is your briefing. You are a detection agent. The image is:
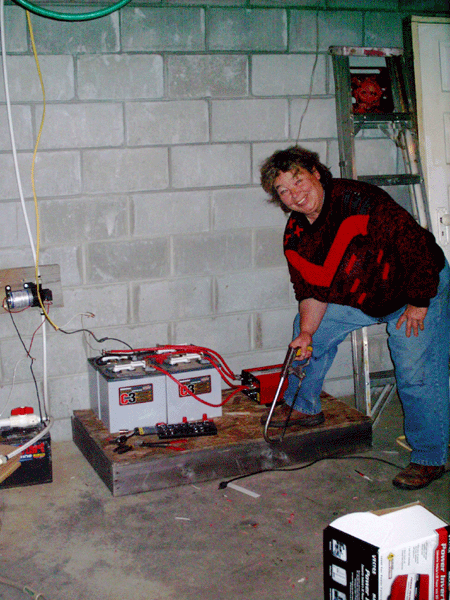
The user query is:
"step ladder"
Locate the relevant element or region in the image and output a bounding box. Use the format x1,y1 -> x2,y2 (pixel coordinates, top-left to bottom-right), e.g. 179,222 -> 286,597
329,46 -> 430,423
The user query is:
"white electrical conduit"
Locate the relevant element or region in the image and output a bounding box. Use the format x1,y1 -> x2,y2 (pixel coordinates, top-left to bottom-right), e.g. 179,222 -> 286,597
0,0 -> 36,259
0,0 -> 52,452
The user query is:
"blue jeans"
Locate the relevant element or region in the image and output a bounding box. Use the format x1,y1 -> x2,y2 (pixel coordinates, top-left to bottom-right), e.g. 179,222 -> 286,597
284,261 -> 450,466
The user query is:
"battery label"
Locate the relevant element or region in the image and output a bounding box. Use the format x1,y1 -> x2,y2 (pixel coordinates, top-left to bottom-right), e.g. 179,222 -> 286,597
119,384 -> 153,406
178,375 -> 212,397
21,442 -> 47,461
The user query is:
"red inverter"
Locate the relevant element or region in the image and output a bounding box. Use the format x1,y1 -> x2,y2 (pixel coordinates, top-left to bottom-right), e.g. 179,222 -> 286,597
241,364 -> 289,405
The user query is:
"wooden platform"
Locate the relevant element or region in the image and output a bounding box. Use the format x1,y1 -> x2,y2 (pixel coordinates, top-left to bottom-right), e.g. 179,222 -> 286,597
72,392 -> 372,497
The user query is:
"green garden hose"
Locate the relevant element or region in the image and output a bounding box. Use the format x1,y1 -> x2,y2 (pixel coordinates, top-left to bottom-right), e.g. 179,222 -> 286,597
11,0 -> 132,21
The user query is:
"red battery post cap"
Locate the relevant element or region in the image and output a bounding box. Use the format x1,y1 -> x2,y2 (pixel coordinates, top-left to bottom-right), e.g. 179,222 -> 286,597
11,407 -> 34,416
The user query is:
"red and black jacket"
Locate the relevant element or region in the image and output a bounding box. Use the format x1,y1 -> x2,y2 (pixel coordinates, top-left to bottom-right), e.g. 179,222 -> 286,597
284,178 -> 445,318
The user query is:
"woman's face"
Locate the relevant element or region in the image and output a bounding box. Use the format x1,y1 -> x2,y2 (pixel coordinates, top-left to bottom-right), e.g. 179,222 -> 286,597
274,167 -> 324,223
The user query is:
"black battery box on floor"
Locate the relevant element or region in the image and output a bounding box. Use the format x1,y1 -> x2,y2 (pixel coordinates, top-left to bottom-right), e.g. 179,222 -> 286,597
0,424 -> 52,489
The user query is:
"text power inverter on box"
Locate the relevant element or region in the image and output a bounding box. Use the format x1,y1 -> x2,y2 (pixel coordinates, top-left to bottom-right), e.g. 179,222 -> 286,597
88,355 -> 222,433
323,503 -> 450,600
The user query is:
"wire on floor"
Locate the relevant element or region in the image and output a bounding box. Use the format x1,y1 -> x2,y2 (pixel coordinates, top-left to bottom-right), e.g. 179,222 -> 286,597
0,573 -> 49,599
217,453 -> 428,490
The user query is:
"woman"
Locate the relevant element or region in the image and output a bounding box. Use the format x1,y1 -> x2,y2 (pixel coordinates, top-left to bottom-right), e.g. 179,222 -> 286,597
260,145 -> 450,491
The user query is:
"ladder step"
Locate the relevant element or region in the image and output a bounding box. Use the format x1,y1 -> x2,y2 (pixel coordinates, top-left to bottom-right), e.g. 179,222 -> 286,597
370,370 -> 396,387
329,46 -> 403,58
354,113 -> 412,127
358,174 -> 422,187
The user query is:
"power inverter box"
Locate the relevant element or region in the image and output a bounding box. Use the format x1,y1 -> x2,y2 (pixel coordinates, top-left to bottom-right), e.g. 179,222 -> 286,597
323,502 -> 450,600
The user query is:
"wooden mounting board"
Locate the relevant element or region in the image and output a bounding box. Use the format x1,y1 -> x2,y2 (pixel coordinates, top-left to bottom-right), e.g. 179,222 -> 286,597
72,392 -> 372,497
0,445 -> 21,484
0,264 -> 63,314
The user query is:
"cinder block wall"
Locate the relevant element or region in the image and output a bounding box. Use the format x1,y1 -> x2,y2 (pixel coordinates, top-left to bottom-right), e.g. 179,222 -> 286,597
0,0 -> 446,439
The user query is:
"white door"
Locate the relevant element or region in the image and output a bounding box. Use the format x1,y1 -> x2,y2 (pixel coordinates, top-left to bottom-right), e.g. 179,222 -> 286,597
412,16 -> 450,262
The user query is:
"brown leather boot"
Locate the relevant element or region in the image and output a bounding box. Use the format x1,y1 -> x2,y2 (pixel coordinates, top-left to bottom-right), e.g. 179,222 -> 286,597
260,403 -> 325,428
392,463 -> 445,490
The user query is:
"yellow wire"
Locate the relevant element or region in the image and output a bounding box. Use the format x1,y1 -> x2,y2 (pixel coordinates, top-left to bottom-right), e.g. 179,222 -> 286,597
27,11 -> 59,330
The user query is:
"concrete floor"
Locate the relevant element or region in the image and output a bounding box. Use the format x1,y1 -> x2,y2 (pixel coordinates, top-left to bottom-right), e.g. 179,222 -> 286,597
0,395 -> 449,600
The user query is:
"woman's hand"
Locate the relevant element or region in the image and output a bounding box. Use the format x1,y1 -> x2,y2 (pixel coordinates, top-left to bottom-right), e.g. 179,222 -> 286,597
396,305 -> 428,337
288,298 -> 328,360
290,331 -> 313,361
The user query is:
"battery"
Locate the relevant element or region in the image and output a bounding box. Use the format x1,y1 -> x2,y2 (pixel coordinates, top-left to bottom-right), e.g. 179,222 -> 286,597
88,355 -> 222,433
0,424 -> 52,489
165,361 -> 222,423
88,357 -> 167,433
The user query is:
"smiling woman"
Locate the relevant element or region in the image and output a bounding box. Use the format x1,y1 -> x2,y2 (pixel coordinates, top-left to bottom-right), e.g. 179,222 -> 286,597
259,143 -> 450,492
260,145 -> 333,214
274,168 -> 324,224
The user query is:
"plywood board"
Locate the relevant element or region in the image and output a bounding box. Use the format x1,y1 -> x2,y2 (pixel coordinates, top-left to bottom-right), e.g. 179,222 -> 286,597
72,391 -> 372,497
0,445 -> 21,484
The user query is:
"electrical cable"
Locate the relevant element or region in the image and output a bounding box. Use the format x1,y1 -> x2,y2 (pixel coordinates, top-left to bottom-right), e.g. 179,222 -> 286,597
0,574 -> 49,599
0,0 -> 36,261
26,10 -> 61,332
218,454 -> 424,490
42,316 -> 49,417
0,357 -> 26,418
59,327 -> 133,350
1,0 -> 52,424
0,0 -> 134,464
101,344 -> 247,407
7,310 -> 44,422
3,8 -> 97,336
11,0 -> 132,22
60,312 -> 95,331
82,321 -> 105,354
143,360 -> 245,409
2,9 -> 128,414
28,312 -> 47,356
108,344 -> 241,388
295,1 -> 321,142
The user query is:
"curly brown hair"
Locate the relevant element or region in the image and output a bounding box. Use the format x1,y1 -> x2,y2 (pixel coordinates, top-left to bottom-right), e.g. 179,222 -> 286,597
260,145 -> 333,213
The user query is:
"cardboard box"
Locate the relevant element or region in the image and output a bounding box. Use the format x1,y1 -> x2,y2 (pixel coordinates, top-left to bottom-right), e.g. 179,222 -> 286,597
323,503 -> 450,600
